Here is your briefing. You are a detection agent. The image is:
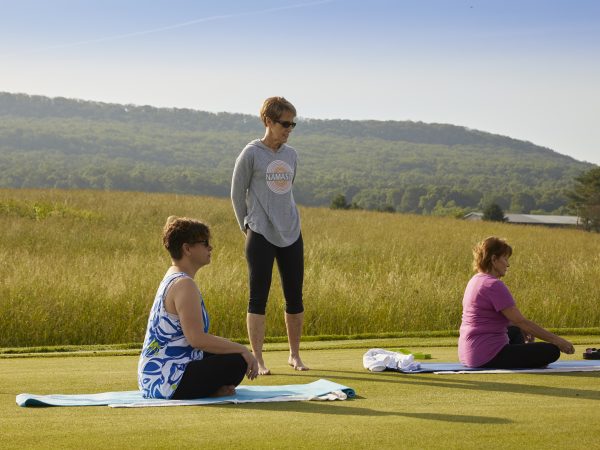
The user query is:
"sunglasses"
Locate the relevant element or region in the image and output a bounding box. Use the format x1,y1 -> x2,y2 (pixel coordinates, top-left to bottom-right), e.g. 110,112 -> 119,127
190,239 -> 210,247
275,120 -> 297,129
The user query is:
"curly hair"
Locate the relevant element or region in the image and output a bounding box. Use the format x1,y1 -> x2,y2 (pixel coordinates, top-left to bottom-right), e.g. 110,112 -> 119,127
260,96 -> 297,127
162,216 -> 210,260
472,236 -> 512,273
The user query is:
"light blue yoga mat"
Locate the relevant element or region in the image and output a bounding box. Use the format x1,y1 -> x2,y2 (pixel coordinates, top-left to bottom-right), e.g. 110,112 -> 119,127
398,360 -> 600,374
16,378 -> 355,408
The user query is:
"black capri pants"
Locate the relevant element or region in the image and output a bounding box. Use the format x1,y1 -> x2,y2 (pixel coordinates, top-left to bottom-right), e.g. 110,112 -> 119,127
172,353 -> 247,399
482,326 -> 560,369
245,229 -> 304,315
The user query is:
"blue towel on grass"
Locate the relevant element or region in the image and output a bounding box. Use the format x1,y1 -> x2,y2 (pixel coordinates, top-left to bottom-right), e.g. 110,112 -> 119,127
397,360 -> 600,374
16,378 -> 355,408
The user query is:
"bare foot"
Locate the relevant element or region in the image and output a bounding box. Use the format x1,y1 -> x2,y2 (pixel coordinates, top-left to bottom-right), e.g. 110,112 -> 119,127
209,385 -> 236,398
258,363 -> 271,375
254,355 -> 271,375
288,355 -> 309,371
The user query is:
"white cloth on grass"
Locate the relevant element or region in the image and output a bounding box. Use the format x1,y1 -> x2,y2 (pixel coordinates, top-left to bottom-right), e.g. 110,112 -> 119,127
363,348 -> 421,372
315,390 -> 348,401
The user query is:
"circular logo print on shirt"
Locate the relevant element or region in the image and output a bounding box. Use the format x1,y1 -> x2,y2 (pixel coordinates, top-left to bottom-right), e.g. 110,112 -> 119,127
266,160 -> 294,194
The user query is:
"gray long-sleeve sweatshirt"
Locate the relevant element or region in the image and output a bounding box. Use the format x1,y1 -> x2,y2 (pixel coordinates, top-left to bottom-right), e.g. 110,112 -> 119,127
231,139 -> 301,247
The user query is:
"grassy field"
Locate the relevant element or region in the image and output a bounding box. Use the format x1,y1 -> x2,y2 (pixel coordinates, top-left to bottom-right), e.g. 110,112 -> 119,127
1,188 -> 600,347
1,337 -> 599,449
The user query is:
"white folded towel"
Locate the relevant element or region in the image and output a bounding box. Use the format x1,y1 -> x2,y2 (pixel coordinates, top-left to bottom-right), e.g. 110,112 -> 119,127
363,348 -> 421,372
315,390 -> 348,401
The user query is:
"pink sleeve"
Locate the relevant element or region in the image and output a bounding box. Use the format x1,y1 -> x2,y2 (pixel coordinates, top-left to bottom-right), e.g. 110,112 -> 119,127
488,280 -> 516,312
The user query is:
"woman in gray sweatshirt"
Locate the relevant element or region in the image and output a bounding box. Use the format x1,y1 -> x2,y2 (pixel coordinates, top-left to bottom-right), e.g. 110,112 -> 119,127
231,97 -> 308,375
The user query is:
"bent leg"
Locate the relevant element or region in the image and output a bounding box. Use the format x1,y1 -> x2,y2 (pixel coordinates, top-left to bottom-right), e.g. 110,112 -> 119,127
172,353 -> 247,399
482,343 -> 560,369
507,325 -> 525,345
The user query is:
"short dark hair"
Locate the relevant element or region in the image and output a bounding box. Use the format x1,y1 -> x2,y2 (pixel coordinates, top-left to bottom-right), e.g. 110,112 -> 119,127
162,216 -> 210,260
260,96 -> 296,127
472,236 -> 513,273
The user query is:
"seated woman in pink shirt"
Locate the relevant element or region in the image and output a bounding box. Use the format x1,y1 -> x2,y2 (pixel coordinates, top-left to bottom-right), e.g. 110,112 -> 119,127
458,237 -> 575,368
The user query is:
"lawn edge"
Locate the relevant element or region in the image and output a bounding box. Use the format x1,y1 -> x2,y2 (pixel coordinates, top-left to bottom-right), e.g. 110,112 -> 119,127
2,327 -> 598,358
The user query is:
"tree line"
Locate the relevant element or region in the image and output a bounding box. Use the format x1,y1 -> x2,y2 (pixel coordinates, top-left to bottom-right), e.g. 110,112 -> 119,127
0,92 -> 596,217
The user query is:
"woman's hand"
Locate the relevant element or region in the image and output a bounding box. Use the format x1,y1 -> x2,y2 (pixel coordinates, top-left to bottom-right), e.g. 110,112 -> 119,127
242,349 -> 259,380
552,337 -> 575,354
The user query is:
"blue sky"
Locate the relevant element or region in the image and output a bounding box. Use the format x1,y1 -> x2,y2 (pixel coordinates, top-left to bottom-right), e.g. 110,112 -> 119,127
1,0 -> 599,164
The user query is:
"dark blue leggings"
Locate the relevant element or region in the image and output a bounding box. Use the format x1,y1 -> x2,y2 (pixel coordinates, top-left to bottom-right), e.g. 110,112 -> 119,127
482,326 -> 560,369
172,353 -> 247,399
245,229 -> 304,315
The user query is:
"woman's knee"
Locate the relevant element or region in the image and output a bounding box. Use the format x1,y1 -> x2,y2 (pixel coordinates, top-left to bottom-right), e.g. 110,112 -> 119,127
285,299 -> 304,314
248,298 -> 267,315
232,353 -> 248,373
507,326 -> 525,345
546,343 -> 560,363
226,354 -> 248,385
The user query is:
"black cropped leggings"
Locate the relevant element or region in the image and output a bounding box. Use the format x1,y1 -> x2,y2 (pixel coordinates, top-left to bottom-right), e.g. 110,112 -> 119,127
482,326 -> 560,369
172,353 -> 247,399
245,229 -> 304,315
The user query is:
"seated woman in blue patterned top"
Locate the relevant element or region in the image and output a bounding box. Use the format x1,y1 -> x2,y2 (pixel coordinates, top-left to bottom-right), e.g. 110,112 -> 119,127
138,216 -> 259,399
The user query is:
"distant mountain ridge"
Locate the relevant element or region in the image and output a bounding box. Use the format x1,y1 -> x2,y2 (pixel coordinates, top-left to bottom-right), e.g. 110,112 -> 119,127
0,91 -> 593,214
0,92 -> 567,154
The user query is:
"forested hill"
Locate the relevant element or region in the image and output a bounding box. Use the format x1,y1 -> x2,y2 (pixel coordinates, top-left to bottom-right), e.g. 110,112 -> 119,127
0,92 -> 594,214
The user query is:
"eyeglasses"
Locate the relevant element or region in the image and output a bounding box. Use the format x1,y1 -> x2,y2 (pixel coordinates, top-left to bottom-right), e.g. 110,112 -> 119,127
190,239 -> 210,247
275,120 -> 297,129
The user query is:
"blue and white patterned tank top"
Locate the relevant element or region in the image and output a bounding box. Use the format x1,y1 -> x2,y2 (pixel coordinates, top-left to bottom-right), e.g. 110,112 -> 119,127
137,272 -> 210,399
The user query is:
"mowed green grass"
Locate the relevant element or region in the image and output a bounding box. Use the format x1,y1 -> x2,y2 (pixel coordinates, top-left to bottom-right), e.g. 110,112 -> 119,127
1,338 -> 599,450
1,188 -> 600,347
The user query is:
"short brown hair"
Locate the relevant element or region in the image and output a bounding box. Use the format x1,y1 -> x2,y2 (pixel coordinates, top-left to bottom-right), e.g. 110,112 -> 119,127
260,97 -> 296,127
162,216 -> 210,260
472,236 -> 513,273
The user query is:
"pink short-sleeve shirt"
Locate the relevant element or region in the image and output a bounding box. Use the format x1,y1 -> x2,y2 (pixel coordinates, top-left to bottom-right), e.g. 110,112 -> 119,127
458,273 -> 516,367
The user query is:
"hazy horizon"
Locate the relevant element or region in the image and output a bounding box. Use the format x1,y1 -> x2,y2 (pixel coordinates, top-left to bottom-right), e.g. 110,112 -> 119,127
2,0 -> 599,165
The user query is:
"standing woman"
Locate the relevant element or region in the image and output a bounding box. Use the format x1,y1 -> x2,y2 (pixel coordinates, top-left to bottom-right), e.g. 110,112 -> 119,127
458,236 -> 575,368
138,217 -> 258,399
231,97 -> 308,374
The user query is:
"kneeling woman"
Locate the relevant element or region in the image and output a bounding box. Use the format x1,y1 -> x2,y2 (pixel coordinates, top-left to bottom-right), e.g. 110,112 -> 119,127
458,237 -> 574,369
138,217 -> 258,399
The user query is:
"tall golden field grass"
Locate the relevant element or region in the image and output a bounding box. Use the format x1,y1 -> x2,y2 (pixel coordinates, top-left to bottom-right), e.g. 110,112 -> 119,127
1,188 -> 599,347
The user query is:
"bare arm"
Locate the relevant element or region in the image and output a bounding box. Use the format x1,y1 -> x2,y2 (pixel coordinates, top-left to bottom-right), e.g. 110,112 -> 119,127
171,278 -> 258,379
501,306 -> 575,354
